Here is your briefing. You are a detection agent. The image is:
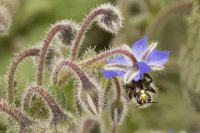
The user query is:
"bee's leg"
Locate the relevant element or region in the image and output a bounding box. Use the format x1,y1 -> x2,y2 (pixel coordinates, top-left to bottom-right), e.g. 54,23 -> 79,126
137,81 -> 143,89
136,95 -> 142,105
144,73 -> 152,84
148,86 -> 156,93
128,91 -> 133,99
133,90 -> 138,98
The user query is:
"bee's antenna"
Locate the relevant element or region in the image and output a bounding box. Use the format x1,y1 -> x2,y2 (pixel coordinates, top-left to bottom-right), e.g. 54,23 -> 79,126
136,101 -> 158,108
148,101 -> 158,104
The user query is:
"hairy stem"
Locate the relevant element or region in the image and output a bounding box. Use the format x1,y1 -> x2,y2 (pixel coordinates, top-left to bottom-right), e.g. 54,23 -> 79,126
146,0 -> 193,38
7,48 -> 40,102
37,24 -> 69,86
23,86 -> 70,125
0,100 -> 35,131
84,48 -> 137,65
70,9 -> 107,60
112,77 -> 121,101
52,59 -> 92,87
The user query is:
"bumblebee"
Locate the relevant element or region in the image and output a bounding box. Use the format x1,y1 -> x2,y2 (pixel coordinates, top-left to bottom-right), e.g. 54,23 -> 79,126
124,73 -> 157,108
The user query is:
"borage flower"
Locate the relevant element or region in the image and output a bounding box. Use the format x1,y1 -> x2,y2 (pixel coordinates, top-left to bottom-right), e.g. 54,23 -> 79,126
102,36 -> 170,83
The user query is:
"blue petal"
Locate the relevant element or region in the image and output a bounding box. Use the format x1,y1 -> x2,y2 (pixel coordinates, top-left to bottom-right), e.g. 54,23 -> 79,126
132,73 -> 141,81
131,36 -> 148,59
107,56 -> 129,65
138,62 -> 151,74
133,62 -> 151,81
146,49 -> 170,66
102,70 -> 126,78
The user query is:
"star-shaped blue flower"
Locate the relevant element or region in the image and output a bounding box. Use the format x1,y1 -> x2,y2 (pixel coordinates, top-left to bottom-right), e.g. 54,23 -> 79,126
102,36 -> 170,83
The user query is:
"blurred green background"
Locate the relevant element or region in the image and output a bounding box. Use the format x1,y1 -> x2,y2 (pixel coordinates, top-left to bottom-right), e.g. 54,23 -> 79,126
0,0 -> 200,132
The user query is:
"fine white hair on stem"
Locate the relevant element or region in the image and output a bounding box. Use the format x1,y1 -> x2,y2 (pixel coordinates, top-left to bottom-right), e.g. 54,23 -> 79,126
52,59 -> 103,116
0,100 -> 36,132
6,48 -> 40,103
22,85 -> 76,131
37,20 -> 80,86
70,3 -> 123,60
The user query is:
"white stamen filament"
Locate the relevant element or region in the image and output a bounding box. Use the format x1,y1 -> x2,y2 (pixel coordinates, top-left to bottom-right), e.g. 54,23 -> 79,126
150,64 -> 164,70
124,71 -> 139,84
142,42 -> 158,61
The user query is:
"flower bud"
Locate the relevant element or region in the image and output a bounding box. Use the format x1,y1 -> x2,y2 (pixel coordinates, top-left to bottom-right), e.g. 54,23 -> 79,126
96,3 -> 123,34
57,20 -> 79,46
78,82 -> 103,116
110,98 -> 127,124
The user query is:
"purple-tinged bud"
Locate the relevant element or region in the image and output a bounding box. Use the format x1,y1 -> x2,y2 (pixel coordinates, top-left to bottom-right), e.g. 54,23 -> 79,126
110,77 -> 127,124
37,19 -> 79,85
80,117 -> 101,133
57,20 -> 79,46
96,3 -> 123,35
110,98 -> 127,124
70,3 -> 123,60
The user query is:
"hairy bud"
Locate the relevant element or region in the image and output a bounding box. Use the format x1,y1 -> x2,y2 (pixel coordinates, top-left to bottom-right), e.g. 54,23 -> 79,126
37,20 -> 79,85
96,3 -> 123,34
70,3 -> 123,60
111,98 -> 127,125
57,20 -> 79,46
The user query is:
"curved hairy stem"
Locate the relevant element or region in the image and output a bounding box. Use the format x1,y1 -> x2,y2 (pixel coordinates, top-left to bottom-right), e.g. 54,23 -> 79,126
71,3 -> 122,60
112,77 -> 121,101
22,86 -> 74,127
37,25 -> 69,86
146,0 -> 193,38
84,48 -> 137,65
52,59 -> 91,86
6,48 -> 40,102
0,100 -> 35,132
70,9 -> 106,60
52,60 -> 102,116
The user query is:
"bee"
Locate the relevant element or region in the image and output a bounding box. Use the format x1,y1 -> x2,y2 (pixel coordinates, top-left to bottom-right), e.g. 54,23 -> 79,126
124,73 -> 157,108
